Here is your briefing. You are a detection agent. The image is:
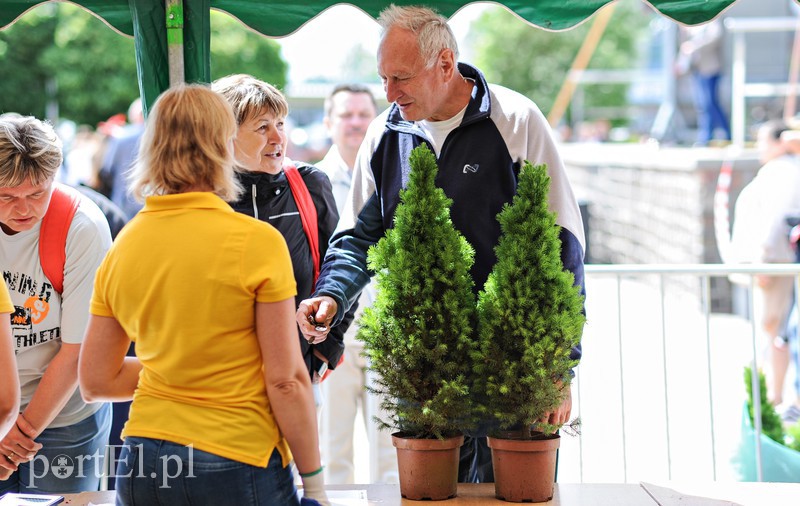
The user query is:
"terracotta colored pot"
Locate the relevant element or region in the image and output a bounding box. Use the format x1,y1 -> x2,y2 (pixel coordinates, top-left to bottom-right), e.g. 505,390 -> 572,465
487,434 -> 560,503
392,432 -> 464,500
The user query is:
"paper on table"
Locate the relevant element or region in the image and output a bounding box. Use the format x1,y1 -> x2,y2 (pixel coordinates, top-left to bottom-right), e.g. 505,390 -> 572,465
640,482 -> 741,506
0,493 -> 64,505
331,489 -> 368,506
299,489 -> 368,506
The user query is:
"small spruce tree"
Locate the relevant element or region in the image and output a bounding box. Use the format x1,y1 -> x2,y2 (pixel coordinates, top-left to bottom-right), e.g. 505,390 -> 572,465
474,162 -> 585,438
357,144 -> 477,440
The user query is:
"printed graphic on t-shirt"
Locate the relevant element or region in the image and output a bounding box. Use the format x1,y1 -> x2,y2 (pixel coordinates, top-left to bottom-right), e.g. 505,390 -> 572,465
4,270 -> 60,352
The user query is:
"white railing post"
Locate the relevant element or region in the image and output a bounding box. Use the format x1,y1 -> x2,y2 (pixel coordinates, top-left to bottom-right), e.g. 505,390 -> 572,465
580,263 -> 800,483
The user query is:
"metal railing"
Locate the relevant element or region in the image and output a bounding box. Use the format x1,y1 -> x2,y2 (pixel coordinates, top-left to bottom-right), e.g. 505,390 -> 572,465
564,263 -> 800,484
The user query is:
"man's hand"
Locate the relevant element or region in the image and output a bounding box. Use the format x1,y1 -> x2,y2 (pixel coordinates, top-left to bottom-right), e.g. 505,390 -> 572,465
296,296 -> 338,344
540,384 -> 572,428
0,414 -> 43,476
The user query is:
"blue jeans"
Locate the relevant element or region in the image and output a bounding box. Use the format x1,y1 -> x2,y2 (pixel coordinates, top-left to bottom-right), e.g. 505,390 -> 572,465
0,402 -> 112,494
115,437 -> 299,506
692,73 -> 731,145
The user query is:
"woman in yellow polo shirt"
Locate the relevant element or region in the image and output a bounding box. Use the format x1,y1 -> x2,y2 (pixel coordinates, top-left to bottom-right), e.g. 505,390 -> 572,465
0,281 -> 21,439
78,85 -> 330,506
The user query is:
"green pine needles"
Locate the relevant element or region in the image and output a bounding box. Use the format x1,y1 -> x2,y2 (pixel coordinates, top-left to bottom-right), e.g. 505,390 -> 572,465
475,162 -> 585,438
359,155 -> 586,441
357,144 -> 478,440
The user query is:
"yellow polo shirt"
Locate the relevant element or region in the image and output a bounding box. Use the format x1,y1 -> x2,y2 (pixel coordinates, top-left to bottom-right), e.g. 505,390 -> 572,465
90,192 -> 297,468
0,282 -> 12,313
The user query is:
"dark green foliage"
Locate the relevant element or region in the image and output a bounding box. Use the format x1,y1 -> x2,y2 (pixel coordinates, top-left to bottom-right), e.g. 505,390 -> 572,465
744,366 -> 786,445
0,5 -> 286,126
357,145 -> 477,440
209,12 -> 287,87
0,7 -> 60,119
474,162 -> 585,437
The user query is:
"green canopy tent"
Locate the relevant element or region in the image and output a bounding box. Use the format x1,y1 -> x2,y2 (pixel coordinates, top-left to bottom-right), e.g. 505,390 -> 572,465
0,0 -> 739,113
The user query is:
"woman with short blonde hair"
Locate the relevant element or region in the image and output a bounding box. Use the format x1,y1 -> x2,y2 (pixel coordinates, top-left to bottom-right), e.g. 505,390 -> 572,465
212,74 -> 350,401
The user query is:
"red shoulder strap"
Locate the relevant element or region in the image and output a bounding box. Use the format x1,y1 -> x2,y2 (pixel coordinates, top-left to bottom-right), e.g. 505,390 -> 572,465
39,183 -> 81,294
284,165 -> 320,285
285,165 -> 345,379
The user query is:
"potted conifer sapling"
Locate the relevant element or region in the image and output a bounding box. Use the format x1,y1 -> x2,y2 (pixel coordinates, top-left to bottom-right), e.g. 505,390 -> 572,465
474,162 -> 585,502
357,145 -> 478,500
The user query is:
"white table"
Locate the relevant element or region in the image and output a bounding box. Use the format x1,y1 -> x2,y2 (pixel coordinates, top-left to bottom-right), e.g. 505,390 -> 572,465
60,481 -> 800,505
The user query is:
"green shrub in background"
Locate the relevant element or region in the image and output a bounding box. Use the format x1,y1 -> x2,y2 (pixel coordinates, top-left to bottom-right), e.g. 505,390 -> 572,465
744,366 -> 797,449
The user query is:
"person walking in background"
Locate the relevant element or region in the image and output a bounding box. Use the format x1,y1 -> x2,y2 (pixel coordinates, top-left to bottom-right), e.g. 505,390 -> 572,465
78,84 -> 330,506
212,74 -> 353,403
0,115 -> 112,494
730,119 -> 800,415
99,98 -> 145,220
676,19 -> 731,146
296,4 -> 585,483
316,84 -> 398,485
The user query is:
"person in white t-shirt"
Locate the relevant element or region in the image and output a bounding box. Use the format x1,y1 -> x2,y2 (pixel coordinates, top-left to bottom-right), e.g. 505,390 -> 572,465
730,119 -> 800,410
0,115 -> 112,494
317,84 -> 398,485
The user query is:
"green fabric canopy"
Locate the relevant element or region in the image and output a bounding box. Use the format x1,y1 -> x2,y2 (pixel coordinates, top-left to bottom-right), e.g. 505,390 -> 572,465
0,0 -> 740,112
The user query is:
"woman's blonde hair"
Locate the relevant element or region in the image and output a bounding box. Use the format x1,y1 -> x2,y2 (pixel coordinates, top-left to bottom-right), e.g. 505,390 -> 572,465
129,84 -> 241,202
211,74 -> 289,126
0,114 -> 62,187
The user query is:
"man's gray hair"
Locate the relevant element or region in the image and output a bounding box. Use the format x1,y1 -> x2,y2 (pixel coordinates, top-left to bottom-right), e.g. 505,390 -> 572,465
378,4 -> 459,68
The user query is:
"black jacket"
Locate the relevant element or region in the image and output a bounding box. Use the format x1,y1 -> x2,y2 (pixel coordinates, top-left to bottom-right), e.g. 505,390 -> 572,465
231,164 -> 354,379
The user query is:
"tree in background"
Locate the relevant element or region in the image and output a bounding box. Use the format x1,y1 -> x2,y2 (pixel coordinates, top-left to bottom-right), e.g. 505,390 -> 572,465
209,11 -> 287,87
0,4 -> 287,127
340,43 -> 379,84
467,3 -> 651,132
0,4 -> 63,121
40,5 -> 139,126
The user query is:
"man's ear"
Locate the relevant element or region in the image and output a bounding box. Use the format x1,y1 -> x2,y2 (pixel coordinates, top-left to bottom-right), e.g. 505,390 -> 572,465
438,48 -> 456,80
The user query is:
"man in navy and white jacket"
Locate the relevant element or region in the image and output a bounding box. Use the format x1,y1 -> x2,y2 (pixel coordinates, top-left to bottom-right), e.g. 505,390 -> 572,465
297,4 -> 586,483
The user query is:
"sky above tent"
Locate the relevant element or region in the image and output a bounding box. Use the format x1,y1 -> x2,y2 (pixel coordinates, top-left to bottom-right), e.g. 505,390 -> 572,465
276,4 -> 485,84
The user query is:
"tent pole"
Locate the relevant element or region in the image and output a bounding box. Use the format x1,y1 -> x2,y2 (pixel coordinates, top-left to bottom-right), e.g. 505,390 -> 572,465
547,4 -> 616,129
166,0 -> 185,86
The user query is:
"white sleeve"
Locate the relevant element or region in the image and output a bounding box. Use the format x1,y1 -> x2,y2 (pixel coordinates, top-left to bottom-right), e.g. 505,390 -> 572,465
730,182 -> 766,264
60,196 -> 112,344
489,85 -> 585,253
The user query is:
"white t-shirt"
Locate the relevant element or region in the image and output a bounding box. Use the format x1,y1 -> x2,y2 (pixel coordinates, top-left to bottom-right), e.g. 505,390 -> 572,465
1,192 -> 112,427
418,104 -> 468,157
730,154 -> 800,264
